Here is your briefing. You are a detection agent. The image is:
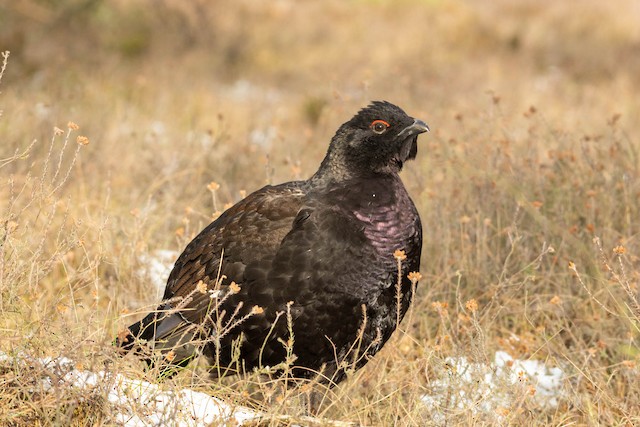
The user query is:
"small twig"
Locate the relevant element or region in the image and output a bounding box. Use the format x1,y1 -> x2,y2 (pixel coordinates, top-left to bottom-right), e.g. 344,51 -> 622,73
0,51 -> 9,89
594,237 -> 640,319
568,259 -> 617,317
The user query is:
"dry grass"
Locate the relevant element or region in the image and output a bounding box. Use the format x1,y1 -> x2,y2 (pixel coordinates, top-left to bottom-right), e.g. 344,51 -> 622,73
1,0 -> 640,425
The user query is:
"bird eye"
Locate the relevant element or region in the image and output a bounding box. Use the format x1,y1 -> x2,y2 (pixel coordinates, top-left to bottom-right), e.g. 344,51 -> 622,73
371,120 -> 390,134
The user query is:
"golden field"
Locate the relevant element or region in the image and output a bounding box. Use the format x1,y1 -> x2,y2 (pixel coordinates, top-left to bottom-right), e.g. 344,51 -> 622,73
1,0 -> 639,425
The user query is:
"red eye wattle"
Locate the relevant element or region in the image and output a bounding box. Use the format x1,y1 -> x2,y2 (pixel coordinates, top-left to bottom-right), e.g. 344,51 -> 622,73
370,120 -> 390,134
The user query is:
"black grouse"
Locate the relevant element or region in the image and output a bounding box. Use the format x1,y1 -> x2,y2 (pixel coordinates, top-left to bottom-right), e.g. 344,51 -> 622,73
118,101 -> 429,386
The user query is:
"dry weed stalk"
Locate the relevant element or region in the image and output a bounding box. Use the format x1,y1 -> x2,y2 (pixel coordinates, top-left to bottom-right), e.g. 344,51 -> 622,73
0,51 -> 8,119
593,237 -> 640,320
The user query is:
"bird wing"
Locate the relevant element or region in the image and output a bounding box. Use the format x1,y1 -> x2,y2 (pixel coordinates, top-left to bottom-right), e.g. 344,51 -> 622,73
161,182 -> 307,326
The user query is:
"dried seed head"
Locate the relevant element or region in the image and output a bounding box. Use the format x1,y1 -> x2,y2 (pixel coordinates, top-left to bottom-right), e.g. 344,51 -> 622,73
517,370 -> 528,382
531,200 -> 543,209
196,280 -> 207,294
393,249 -> 407,261
165,350 -> 176,362
251,305 -> 264,315
496,407 -> 510,417
67,121 -> 80,130
54,127 -> 64,136
76,136 -> 89,146
407,271 -> 422,283
431,301 -> 449,316
549,295 -> 562,305
116,329 -> 130,343
228,281 -> 241,294
464,299 -> 478,313
207,181 -> 220,191
613,245 -> 626,255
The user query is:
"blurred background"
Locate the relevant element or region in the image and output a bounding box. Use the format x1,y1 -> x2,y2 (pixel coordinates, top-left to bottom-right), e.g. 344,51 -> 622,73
2,0 -> 640,424
2,0 -> 639,221
3,0 -> 639,134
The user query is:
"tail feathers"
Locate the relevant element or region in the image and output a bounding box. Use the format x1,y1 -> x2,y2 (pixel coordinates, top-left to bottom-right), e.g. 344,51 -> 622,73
116,304 -> 202,375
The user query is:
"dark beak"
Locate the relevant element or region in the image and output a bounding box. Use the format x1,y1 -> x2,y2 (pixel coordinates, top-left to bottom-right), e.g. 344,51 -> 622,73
397,119 -> 430,138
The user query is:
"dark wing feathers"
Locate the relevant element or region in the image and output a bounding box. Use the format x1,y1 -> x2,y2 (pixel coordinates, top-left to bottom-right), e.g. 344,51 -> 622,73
122,183 -> 311,371
162,182 -> 307,324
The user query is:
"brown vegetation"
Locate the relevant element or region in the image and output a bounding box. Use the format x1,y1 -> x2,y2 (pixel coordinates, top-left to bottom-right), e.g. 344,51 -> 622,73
1,0 -> 639,425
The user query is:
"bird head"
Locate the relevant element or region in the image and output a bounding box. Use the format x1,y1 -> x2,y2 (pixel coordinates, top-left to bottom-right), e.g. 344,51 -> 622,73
315,101 -> 430,182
